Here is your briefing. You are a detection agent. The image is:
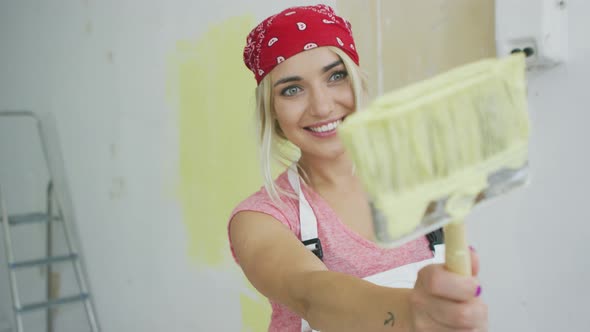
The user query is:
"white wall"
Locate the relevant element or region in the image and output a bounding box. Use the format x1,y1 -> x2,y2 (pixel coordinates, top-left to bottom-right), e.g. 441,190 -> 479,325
469,1 -> 590,331
0,0 -> 589,331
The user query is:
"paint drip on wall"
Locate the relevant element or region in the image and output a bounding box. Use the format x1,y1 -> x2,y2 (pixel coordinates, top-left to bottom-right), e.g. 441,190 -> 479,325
167,15 -> 270,331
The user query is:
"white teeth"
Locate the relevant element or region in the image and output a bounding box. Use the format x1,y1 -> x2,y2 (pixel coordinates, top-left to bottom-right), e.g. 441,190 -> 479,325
309,119 -> 342,133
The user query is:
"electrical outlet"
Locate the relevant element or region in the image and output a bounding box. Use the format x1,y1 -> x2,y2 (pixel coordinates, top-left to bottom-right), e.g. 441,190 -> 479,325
496,0 -> 568,70
506,39 -> 537,56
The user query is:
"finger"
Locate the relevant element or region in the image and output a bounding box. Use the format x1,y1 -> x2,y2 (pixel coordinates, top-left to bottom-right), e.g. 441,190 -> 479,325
422,296 -> 488,329
417,264 -> 481,301
414,318 -> 479,332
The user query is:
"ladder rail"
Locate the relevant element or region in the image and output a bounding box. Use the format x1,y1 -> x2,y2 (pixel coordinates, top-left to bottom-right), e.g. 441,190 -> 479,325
46,181 -> 55,332
0,186 -> 25,332
0,111 -> 52,180
53,189 -> 100,332
1,110 -> 101,332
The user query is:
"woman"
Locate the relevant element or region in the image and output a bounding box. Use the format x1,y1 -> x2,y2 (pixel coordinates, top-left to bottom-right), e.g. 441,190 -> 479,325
228,4 -> 488,332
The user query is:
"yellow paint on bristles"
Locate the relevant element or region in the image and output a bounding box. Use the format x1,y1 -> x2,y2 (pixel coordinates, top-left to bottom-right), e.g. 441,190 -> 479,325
339,54 -> 530,241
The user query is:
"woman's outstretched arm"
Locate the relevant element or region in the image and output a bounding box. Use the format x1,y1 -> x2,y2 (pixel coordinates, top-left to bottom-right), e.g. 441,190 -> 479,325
230,211 -> 487,332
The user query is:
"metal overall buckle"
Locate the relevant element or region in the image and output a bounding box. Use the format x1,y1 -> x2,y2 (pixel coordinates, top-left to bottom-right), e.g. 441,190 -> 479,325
302,238 -> 323,260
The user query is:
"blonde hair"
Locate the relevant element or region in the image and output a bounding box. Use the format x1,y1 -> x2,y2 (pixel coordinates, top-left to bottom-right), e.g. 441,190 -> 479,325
254,46 -> 369,204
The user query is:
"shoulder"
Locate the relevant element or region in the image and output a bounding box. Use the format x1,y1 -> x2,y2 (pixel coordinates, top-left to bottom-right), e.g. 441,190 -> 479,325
229,170 -> 299,232
228,170 -> 303,263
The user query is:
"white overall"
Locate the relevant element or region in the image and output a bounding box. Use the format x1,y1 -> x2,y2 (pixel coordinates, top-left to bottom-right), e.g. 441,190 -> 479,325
287,166 -> 445,332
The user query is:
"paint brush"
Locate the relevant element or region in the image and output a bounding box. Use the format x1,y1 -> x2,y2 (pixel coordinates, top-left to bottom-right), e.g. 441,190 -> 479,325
338,54 -> 531,275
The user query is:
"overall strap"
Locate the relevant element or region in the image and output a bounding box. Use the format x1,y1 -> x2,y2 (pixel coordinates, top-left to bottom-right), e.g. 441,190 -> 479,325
426,228 -> 444,252
287,164 -> 323,260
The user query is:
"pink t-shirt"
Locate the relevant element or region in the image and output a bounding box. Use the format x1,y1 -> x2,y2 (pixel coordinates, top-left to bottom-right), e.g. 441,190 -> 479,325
228,170 -> 433,332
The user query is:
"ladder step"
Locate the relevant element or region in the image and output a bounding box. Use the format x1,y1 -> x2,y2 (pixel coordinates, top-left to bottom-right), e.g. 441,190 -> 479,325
16,293 -> 89,313
10,254 -> 78,269
7,212 -> 59,225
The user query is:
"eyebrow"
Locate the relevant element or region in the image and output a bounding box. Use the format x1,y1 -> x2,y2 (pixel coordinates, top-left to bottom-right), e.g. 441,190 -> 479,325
322,59 -> 344,73
273,75 -> 302,87
273,59 -> 344,87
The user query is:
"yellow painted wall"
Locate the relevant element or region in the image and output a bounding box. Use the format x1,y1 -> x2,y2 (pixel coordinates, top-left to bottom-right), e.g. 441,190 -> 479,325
167,15 -> 271,331
168,15 -> 259,266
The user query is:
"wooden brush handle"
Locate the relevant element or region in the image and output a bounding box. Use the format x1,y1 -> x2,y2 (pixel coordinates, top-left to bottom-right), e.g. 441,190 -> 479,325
443,220 -> 472,276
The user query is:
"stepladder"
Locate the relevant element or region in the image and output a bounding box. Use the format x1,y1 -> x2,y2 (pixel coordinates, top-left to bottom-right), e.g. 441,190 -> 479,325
0,111 -> 100,332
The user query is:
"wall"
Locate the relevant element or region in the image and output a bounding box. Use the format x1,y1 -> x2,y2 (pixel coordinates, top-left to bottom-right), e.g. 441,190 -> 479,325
341,1 -> 590,330
338,0 -> 495,98
472,1 -> 590,329
0,1 -> 334,331
1,0 -> 589,331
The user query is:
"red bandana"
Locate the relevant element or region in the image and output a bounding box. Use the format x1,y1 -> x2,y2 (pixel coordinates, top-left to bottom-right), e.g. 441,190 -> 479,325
243,4 -> 360,84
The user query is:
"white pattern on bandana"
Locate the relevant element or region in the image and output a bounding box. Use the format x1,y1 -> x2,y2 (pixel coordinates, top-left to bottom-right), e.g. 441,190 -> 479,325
268,37 -> 278,47
304,43 -> 318,50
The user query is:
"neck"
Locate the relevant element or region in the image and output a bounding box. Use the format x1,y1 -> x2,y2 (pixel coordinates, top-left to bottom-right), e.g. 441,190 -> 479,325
298,153 -> 356,189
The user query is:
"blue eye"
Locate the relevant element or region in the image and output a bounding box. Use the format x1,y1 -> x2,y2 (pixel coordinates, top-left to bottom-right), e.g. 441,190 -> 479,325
281,86 -> 301,96
330,70 -> 348,81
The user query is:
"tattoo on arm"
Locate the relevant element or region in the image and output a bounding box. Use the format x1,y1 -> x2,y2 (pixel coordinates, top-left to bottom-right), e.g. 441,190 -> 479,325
384,311 -> 395,327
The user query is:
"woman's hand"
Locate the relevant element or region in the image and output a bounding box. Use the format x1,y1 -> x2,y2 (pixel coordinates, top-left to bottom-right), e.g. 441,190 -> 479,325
409,249 -> 488,332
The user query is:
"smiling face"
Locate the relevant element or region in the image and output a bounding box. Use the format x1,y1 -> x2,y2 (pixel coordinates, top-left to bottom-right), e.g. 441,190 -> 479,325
270,47 -> 355,161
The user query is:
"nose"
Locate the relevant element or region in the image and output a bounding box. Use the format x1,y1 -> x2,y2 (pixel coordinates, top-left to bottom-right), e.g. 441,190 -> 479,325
308,84 -> 334,117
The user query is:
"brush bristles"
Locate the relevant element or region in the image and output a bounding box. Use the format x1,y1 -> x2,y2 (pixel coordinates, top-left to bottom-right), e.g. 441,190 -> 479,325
339,54 -> 530,239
